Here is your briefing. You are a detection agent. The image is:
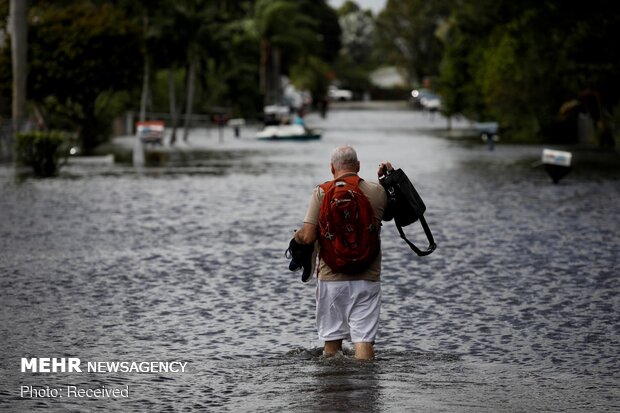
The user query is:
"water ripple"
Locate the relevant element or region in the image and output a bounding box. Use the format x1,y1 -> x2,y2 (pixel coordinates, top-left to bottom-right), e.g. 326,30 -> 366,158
1,110 -> 619,411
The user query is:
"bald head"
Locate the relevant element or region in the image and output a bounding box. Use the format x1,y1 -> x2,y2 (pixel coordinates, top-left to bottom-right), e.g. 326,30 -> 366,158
330,145 -> 360,174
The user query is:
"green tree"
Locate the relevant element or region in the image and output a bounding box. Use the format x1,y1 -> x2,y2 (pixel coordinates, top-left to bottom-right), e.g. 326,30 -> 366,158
332,1 -> 376,95
10,0 -> 27,146
173,0 -> 222,141
152,0 -> 188,144
27,1 -> 142,151
439,0 -> 620,142
254,0 -> 319,105
338,4 -> 374,66
289,55 -> 331,105
375,0 -> 452,84
290,0 -> 341,102
210,6 -> 262,117
298,0 -> 341,65
0,1 -> 10,121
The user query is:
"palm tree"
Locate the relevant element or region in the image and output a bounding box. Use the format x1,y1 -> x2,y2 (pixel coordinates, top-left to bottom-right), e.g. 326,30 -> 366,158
129,0 -> 216,144
139,13 -> 151,123
170,0 -> 219,142
150,0 -> 187,145
115,0 -> 164,128
10,0 -> 28,155
254,0 -> 319,105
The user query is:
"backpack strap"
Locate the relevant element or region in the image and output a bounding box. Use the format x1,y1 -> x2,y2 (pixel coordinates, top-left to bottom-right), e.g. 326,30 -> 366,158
320,174 -> 362,193
395,215 -> 436,256
319,181 -> 332,193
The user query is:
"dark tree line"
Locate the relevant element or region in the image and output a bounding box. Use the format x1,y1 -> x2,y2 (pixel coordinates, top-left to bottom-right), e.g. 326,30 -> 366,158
2,0 -> 619,149
0,0 -> 340,151
377,0 -> 620,144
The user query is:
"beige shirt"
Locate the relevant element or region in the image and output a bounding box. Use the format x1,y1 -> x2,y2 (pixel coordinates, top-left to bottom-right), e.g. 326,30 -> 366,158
303,175 -> 388,281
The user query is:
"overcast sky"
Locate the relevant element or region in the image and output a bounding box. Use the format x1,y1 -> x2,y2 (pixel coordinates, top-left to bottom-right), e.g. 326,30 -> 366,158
328,0 -> 387,15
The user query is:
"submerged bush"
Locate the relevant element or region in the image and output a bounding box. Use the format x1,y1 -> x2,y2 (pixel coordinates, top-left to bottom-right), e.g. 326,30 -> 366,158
16,131 -> 70,177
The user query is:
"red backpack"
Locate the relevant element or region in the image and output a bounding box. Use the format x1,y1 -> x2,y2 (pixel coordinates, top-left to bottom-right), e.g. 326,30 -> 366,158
318,175 -> 380,274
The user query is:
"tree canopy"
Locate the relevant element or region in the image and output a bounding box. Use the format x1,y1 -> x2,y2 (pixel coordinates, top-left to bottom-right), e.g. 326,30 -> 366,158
375,0 -> 452,85
2,0 -> 619,148
0,0 -> 344,150
28,2 -> 142,149
438,0 -> 620,142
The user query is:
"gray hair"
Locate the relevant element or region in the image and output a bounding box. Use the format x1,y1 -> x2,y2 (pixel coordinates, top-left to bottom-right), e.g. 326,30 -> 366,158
331,145 -> 358,170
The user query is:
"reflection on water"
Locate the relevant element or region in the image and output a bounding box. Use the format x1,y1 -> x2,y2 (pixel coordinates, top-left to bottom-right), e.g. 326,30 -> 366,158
309,356 -> 381,413
1,109 -> 619,411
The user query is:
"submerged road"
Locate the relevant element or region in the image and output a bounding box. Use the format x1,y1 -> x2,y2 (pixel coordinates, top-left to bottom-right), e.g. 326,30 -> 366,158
1,108 -> 619,411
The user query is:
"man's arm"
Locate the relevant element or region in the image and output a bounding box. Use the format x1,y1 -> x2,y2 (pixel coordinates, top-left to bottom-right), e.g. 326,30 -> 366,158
295,185 -> 321,245
294,222 -> 318,245
378,161 -> 394,221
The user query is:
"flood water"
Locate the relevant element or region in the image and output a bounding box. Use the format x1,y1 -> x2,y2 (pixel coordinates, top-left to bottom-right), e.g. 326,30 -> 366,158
1,108 -> 619,412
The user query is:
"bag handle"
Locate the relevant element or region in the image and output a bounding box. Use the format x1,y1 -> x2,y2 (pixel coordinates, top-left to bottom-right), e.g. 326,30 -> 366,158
395,215 -> 436,256
380,168 -> 436,256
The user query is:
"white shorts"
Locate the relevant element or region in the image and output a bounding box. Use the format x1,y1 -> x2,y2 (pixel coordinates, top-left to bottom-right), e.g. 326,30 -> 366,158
316,280 -> 381,343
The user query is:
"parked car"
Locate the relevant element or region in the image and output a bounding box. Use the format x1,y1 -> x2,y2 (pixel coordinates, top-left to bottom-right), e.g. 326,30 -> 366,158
328,85 -> 353,101
410,88 -> 441,111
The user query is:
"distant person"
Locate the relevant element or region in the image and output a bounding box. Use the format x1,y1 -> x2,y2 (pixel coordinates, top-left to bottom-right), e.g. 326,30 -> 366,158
293,110 -> 305,127
293,145 -> 392,360
319,96 -> 328,118
292,110 -> 309,132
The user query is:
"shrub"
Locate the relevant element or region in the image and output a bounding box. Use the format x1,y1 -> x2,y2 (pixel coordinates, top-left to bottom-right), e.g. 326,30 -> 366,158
16,131 -> 70,177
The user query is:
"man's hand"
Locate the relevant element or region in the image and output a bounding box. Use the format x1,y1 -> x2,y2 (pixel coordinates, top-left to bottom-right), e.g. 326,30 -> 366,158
294,222 -> 318,245
378,162 -> 394,178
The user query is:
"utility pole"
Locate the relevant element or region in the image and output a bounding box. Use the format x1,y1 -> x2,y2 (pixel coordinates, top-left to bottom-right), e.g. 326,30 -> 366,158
10,0 -> 28,160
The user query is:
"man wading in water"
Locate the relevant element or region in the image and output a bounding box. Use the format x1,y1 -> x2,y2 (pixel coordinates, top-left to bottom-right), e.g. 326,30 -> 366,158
294,145 -> 393,360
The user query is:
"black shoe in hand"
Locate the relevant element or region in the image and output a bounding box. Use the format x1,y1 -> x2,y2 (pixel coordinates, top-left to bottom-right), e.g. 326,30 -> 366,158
285,238 -> 317,282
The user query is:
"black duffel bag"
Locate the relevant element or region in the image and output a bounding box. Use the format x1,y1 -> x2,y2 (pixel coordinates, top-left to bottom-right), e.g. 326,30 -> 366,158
379,168 -> 436,256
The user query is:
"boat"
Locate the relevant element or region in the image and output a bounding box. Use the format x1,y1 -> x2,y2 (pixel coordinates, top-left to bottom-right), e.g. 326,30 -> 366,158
256,124 -> 321,141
